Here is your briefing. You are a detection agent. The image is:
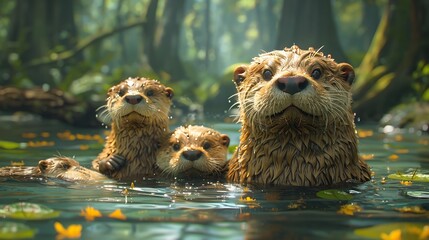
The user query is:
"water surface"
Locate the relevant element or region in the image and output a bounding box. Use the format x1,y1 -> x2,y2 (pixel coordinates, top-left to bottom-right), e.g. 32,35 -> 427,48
0,117 -> 428,239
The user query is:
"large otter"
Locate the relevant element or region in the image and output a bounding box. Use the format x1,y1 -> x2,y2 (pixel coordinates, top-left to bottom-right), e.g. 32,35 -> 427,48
92,77 -> 174,181
156,125 -> 230,178
0,157 -> 107,182
227,45 -> 371,186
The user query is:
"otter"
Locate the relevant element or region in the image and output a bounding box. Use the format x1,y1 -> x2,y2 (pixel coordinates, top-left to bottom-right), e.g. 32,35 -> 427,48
156,125 -> 230,178
0,157 -> 107,182
92,77 -> 174,181
227,45 -> 371,186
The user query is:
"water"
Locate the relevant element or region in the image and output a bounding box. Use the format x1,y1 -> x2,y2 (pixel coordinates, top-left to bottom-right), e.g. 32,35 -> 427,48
0,117 -> 428,239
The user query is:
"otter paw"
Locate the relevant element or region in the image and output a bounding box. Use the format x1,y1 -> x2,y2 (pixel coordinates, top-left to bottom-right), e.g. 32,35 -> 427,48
98,154 -> 126,175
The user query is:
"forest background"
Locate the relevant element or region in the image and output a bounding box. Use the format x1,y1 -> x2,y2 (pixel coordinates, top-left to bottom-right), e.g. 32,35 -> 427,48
0,0 -> 428,127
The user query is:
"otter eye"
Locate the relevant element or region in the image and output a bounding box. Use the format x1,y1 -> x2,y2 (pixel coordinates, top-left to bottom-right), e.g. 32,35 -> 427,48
146,90 -> 154,97
311,69 -> 322,80
62,163 -> 71,170
202,142 -> 211,150
262,69 -> 273,81
172,143 -> 181,151
118,86 -> 127,96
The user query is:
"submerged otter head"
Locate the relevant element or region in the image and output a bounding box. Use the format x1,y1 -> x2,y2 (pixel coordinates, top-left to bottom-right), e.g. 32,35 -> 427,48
97,77 -> 174,127
38,157 -> 80,177
157,125 -> 230,178
228,45 -> 371,186
233,45 -> 355,129
39,157 -> 107,182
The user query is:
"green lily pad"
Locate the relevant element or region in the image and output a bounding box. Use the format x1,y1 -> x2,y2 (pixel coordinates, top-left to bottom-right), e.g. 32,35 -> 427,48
355,222 -> 427,239
406,191 -> 429,198
0,221 -> 36,239
0,202 -> 60,220
387,173 -> 429,182
0,141 -> 26,150
316,189 -> 353,200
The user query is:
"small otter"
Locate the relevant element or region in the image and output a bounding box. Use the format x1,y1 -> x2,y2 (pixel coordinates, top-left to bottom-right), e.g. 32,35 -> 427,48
156,125 -> 230,178
227,45 -> 371,186
92,77 -> 174,181
0,157 -> 107,182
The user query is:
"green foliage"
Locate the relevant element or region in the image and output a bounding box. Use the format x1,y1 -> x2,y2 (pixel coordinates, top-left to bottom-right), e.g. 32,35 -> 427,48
316,189 -> 353,201
412,60 -> 429,101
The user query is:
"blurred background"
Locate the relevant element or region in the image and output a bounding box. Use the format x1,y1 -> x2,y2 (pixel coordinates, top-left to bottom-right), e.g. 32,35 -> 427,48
0,0 -> 428,129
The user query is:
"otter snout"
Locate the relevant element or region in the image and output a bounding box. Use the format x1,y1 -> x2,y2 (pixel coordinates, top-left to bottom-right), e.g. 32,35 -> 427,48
182,150 -> 203,161
125,95 -> 143,105
276,76 -> 308,95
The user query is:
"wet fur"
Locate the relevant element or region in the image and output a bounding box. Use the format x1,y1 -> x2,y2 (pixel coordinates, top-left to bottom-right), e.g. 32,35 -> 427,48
227,45 -> 371,186
92,77 -> 173,181
157,125 -> 230,178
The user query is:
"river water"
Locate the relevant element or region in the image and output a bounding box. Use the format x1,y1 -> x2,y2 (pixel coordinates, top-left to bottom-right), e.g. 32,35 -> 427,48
0,116 -> 428,239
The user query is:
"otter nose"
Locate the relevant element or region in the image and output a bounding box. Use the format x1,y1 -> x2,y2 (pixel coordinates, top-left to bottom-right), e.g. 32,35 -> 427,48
182,150 -> 203,161
125,95 -> 143,105
276,76 -> 309,95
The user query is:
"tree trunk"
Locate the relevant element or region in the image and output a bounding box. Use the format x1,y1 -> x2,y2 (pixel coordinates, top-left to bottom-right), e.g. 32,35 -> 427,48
2,0 -> 79,87
142,0 -> 187,82
352,0 -> 424,120
275,0 -> 348,62
0,86 -> 99,127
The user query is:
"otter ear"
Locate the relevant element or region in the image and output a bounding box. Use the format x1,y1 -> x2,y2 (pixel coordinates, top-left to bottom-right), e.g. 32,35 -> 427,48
38,160 -> 48,172
339,63 -> 355,85
220,134 -> 230,147
233,65 -> 247,86
165,87 -> 174,99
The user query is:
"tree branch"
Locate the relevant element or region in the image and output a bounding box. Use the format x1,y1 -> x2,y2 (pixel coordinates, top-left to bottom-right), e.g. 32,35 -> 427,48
27,20 -> 146,68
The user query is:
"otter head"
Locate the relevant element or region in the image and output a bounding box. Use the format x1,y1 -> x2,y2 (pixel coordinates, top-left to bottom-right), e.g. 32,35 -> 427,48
98,77 -> 174,127
156,125 -> 230,178
233,45 -> 355,129
38,157 -> 80,178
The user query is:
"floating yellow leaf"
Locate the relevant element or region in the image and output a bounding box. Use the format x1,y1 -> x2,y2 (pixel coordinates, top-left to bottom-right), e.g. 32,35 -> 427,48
400,181 -> 413,186
79,145 -> 89,150
108,209 -> 126,220
239,196 -> 256,202
11,160 -> 25,166
395,149 -> 409,154
357,129 -> 373,138
395,206 -> 427,214
355,223 -> 428,239
22,133 -> 37,139
54,222 -> 82,239
27,141 -> 55,148
380,229 -> 401,240
389,154 -> 399,161
337,204 -> 362,216
40,132 -> 50,138
361,154 -> 375,161
420,225 -> 429,239
418,139 -> 429,145
394,135 -> 404,141
80,206 -> 102,221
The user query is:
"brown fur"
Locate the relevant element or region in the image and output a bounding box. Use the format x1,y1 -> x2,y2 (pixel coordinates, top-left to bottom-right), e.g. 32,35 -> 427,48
91,77 -> 173,181
227,45 -> 371,186
156,125 -> 230,178
0,157 -> 107,182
